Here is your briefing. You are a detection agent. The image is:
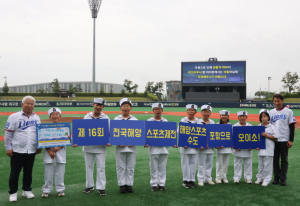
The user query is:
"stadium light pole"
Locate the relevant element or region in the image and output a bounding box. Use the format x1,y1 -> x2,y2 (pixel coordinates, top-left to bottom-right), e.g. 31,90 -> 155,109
268,77 -> 272,99
88,0 -> 103,93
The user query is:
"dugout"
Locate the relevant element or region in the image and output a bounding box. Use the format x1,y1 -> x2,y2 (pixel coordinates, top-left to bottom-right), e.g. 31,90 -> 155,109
181,60 -> 246,102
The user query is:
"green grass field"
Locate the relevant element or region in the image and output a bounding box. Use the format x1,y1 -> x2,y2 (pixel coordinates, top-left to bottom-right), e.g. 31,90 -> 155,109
0,107 -> 299,206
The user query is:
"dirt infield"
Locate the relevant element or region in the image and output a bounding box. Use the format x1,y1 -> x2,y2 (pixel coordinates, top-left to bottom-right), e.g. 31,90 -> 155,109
41,117 -> 82,123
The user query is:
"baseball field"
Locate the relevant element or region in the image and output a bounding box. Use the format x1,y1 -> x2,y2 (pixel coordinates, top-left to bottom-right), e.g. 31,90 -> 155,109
0,107 -> 299,206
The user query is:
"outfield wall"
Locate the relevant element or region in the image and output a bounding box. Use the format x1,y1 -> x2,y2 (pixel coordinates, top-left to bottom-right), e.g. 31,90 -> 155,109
1,101 -> 300,109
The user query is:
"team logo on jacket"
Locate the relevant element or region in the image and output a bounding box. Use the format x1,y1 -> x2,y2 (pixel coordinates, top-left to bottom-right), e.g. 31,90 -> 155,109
18,120 -> 38,130
292,115 -> 296,122
5,122 -> 10,129
271,114 -> 287,122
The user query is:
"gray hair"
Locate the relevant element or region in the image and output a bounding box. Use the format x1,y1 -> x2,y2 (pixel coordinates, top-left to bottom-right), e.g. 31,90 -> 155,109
22,96 -> 36,105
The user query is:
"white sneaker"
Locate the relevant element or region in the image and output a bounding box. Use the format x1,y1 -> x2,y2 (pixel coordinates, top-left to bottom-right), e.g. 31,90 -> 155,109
234,180 -> 239,184
9,193 -> 17,202
262,182 -> 268,186
205,180 -> 215,185
255,179 -> 262,184
198,181 -> 204,186
57,191 -> 65,197
245,179 -> 252,184
22,191 -> 35,199
222,179 -> 229,183
42,192 -> 49,198
215,179 -> 222,184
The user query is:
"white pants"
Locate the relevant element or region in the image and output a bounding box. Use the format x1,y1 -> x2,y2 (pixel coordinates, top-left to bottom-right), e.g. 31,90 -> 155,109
42,163 -> 65,193
216,153 -> 230,180
116,152 -> 136,186
197,153 -> 214,182
84,152 -> 106,190
256,156 -> 273,184
233,156 -> 252,181
149,154 -> 168,187
181,154 -> 197,182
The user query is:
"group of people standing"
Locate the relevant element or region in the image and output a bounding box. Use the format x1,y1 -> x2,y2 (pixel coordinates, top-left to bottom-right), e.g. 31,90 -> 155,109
4,94 -> 296,202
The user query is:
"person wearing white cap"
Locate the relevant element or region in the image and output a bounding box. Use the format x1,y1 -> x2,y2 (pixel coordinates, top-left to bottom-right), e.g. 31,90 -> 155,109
215,110 -> 232,184
232,111 -> 253,184
42,107 -> 67,197
179,104 -> 201,189
255,109 -> 277,186
82,98 -> 111,196
114,98 -> 138,193
145,103 -> 178,191
197,104 -> 215,186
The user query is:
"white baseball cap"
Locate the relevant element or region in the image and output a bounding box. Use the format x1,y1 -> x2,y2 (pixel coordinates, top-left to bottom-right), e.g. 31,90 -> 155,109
152,103 -> 163,109
219,110 -> 230,115
186,104 -> 197,111
94,98 -> 106,105
259,109 -> 269,115
120,98 -> 132,106
201,105 -> 212,112
237,111 -> 248,117
48,107 -> 62,116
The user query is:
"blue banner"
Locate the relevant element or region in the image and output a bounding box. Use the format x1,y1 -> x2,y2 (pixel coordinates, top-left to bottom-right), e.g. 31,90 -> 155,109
207,124 -> 233,148
72,119 -> 109,146
36,122 -> 71,148
178,122 -> 207,148
110,120 -> 145,146
233,126 -> 266,149
145,121 -> 177,147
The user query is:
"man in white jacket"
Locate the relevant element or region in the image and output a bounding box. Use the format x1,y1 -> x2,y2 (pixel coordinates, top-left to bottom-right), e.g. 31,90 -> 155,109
82,98 -> 111,196
4,96 -> 42,202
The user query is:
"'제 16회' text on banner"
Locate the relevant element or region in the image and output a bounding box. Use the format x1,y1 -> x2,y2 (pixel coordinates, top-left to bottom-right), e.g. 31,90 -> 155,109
72,119 -> 109,146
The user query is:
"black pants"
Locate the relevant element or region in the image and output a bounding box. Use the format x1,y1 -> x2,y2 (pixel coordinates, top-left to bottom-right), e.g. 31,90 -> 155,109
9,152 -> 36,194
273,141 -> 289,181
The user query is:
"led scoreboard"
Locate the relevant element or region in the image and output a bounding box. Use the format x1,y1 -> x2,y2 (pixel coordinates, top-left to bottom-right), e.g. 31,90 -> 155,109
181,61 -> 246,85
